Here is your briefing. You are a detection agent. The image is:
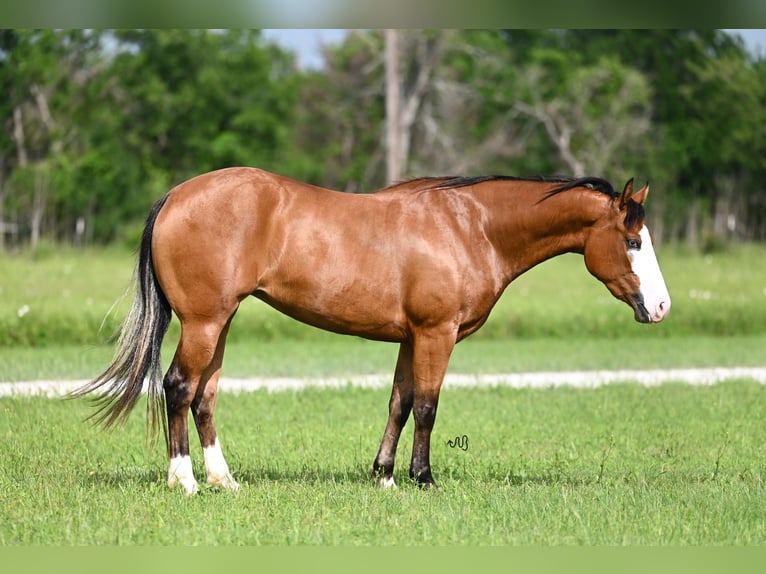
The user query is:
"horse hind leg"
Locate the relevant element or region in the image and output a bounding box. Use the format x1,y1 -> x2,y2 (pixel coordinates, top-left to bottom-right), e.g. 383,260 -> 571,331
191,318 -> 239,490
165,315 -> 236,495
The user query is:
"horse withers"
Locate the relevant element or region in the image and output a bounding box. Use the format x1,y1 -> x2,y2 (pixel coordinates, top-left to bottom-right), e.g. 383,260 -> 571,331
71,168 -> 670,494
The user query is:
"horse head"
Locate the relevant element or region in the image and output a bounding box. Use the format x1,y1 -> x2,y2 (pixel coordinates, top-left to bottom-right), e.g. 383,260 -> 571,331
583,179 -> 671,323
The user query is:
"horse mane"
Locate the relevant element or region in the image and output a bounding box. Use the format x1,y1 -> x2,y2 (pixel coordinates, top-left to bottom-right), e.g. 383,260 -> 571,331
398,174 -> 619,199
387,174 -> 644,227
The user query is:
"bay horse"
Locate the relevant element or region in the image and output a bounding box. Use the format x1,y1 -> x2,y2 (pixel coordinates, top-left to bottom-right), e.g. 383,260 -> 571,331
71,167 -> 670,494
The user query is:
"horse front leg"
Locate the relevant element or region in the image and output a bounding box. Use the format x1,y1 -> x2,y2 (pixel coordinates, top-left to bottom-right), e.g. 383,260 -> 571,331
372,342 -> 414,488
408,327 -> 456,488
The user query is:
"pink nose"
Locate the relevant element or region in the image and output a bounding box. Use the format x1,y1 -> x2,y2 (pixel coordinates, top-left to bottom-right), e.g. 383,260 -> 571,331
655,299 -> 671,321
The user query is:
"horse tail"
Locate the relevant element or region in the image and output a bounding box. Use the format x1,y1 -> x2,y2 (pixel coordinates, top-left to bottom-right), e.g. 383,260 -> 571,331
69,194 -> 172,445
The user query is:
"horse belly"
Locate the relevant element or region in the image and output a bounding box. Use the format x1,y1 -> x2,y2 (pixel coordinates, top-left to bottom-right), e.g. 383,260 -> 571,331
244,197 -> 419,340
254,276 -> 408,342
252,239 -> 475,342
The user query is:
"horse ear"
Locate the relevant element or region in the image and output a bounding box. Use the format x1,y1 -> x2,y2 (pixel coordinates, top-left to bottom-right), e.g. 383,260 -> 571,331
631,182 -> 650,205
619,178 -> 634,209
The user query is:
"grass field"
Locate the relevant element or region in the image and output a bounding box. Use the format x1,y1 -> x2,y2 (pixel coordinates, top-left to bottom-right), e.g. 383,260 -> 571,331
1,244 -> 765,546
2,382 -> 765,545
3,334 -> 766,382
2,243 -> 766,380
2,242 -> 766,349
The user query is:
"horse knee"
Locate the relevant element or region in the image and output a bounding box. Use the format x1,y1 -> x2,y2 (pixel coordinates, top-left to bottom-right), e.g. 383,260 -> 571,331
389,392 -> 413,426
163,364 -> 194,411
413,400 -> 438,428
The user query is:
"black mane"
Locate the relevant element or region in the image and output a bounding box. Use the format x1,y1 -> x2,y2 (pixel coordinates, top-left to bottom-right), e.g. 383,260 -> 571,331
391,173 -> 643,229
419,175 -> 619,198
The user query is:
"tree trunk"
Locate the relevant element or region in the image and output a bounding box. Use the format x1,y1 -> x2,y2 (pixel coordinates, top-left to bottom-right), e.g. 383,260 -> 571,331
30,167 -> 48,249
385,30 -> 442,185
13,105 -> 28,168
385,29 -> 401,185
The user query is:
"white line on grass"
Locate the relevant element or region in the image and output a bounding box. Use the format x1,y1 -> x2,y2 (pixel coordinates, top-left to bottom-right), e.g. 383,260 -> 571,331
2,367 -> 766,397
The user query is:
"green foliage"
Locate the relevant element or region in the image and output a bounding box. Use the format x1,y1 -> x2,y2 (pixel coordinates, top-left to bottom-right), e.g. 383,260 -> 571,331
1,30 -> 303,244
2,29 -> 765,248
1,382 -> 765,544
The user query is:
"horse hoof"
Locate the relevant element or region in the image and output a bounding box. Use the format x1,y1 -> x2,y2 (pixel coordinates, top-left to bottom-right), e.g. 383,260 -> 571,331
168,477 -> 199,496
413,473 -> 438,490
377,475 -> 397,489
410,467 -> 438,489
208,473 -> 241,491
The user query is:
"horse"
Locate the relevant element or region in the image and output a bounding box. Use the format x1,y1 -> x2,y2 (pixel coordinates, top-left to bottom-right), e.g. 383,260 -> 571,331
71,167 -> 671,495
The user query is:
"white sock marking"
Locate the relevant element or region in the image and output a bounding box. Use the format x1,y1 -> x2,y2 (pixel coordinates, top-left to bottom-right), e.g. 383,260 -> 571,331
378,475 -> 397,489
167,455 -> 198,495
203,438 -> 240,490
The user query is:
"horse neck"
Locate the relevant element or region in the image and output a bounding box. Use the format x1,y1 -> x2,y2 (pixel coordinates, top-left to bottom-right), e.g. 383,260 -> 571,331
478,182 -> 611,280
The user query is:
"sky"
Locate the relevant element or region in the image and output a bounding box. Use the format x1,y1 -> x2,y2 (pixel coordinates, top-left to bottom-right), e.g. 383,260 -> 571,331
264,29 -> 766,69
262,29 -> 348,69
728,28 -> 766,53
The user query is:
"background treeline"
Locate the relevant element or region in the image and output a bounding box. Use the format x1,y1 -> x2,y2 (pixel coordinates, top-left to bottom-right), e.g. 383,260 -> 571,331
1,29 -> 765,251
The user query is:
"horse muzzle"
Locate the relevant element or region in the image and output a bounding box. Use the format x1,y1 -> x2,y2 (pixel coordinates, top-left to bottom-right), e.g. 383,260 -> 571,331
631,293 -> 670,323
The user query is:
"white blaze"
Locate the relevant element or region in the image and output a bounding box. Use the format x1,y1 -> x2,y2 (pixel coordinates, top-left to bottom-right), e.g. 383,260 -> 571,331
629,226 -> 671,322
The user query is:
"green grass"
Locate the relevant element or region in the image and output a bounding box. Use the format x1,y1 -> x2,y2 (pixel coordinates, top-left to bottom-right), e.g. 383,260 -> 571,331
2,244 -> 766,546
2,243 -> 766,348
2,334 -> 766,382
2,382 -> 765,544
2,243 -> 766,381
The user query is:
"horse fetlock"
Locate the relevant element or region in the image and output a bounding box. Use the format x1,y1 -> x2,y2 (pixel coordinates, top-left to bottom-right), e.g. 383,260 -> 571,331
168,476 -> 199,496
372,461 -> 397,488
167,455 -> 199,495
203,438 -> 238,490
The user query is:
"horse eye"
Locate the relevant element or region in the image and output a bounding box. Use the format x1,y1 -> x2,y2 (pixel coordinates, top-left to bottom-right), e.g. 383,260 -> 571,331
627,238 -> 642,250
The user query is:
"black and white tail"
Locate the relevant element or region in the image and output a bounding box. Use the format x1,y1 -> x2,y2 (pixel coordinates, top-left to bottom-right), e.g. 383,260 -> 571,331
69,195 -> 172,445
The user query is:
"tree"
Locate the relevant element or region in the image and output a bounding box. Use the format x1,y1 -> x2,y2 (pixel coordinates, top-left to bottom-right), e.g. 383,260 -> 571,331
554,29 -> 761,245
2,28 -> 765,248
513,55 -> 652,179
62,30 -> 300,244
0,30 -> 100,248
678,50 -> 766,243
292,31 -> 386,192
